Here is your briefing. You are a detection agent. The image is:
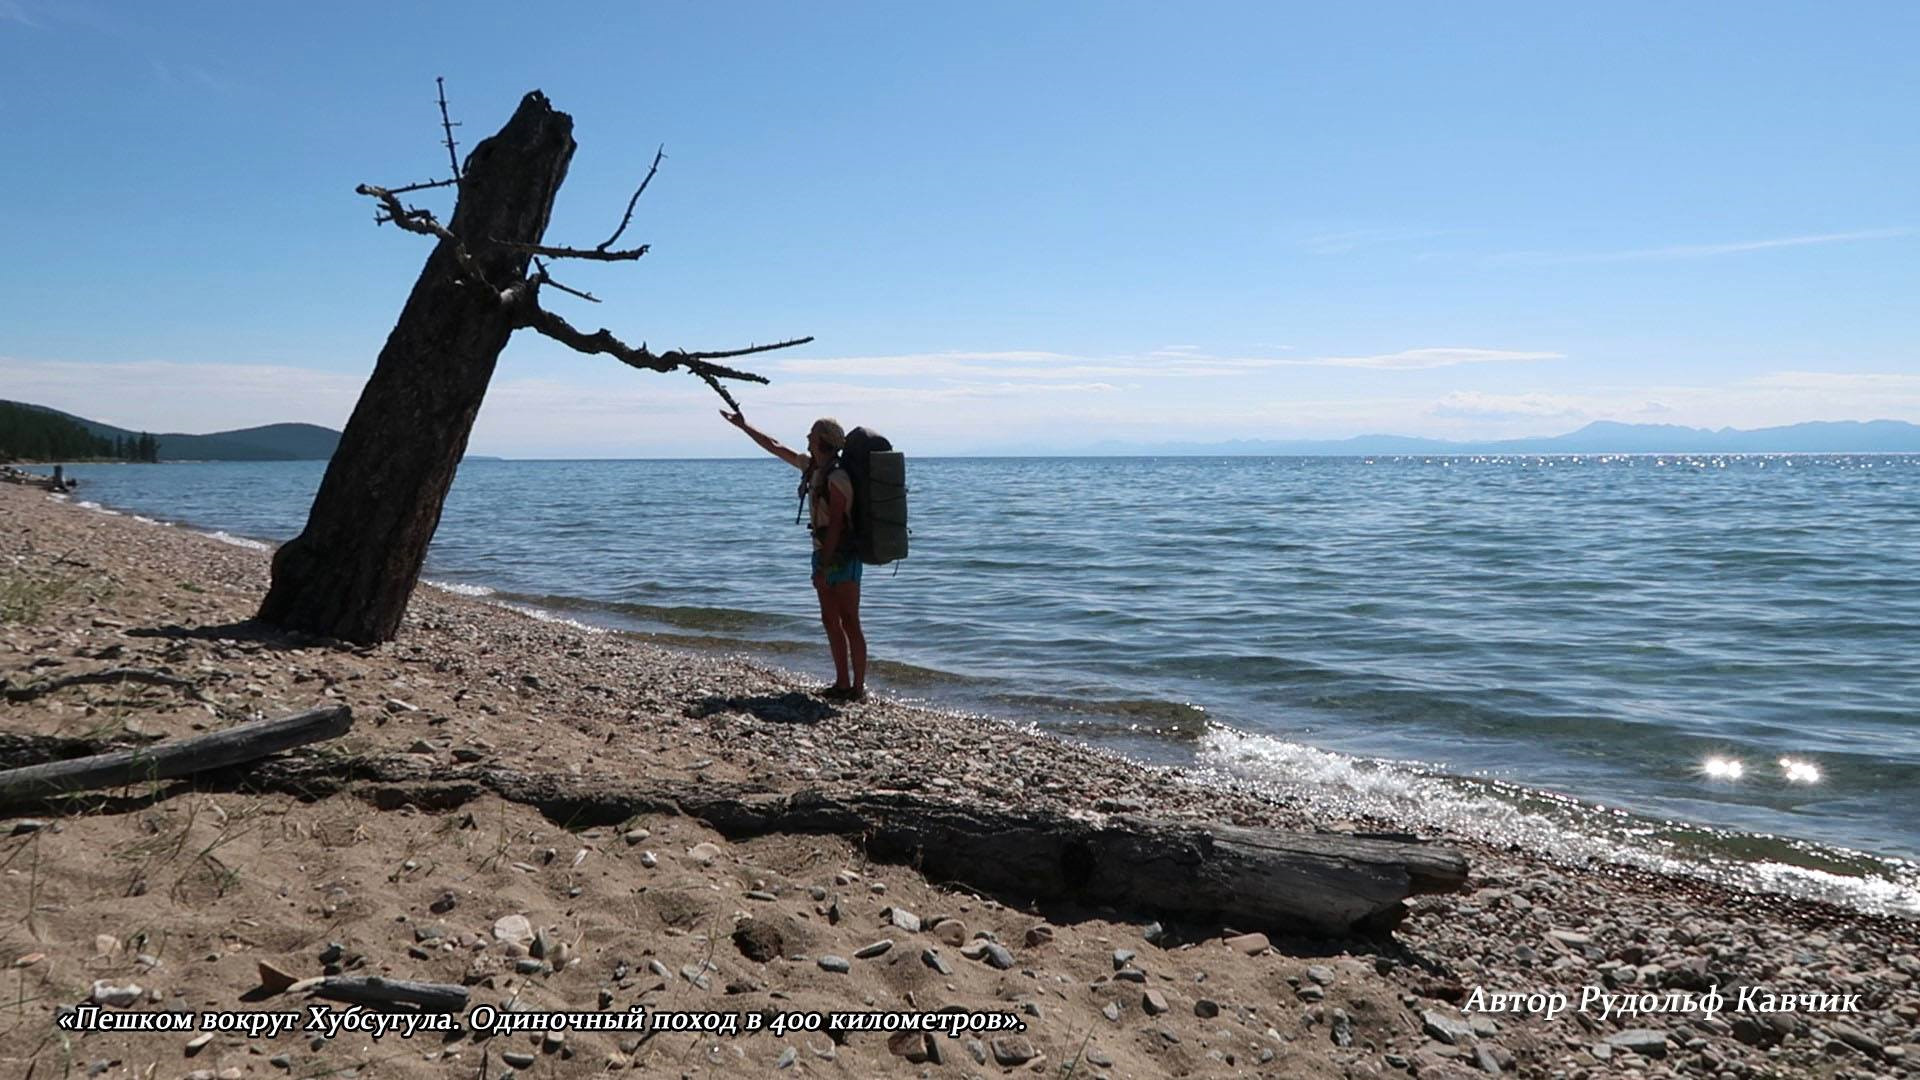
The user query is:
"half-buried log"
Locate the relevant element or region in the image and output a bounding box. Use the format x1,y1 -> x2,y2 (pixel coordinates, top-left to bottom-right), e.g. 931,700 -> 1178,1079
0,706 -> 352,806
495,777 -> 1469,936
237,757 -> 1465,936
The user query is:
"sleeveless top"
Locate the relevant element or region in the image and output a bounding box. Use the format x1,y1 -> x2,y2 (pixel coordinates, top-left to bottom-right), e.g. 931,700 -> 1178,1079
809,467 -> 854,553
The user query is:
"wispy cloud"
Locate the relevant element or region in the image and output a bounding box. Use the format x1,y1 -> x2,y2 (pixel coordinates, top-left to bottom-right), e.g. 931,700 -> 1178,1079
1426,391 -> 1591,420
1306,347 -> 1563,370
0,356 -> 363,432
0,1 -> 40,27
1492,228 -> 1913,265
776,345 -> 1554,380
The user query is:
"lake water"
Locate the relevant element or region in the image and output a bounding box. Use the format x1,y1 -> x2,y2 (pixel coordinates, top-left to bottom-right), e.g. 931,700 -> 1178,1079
42,454 -> 1920,915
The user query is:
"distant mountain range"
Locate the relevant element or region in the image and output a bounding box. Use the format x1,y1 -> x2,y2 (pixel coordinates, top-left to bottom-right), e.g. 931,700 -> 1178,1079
1081,419 -> 1920,456
2,401 -> 341,461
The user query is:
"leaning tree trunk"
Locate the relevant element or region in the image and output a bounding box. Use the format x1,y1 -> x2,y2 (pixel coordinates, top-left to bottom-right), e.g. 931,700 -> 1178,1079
258,92 -> 575,642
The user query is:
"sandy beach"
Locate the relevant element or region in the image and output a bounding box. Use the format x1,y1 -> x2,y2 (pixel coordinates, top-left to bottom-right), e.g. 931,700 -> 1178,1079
1,479 -> 1915,1079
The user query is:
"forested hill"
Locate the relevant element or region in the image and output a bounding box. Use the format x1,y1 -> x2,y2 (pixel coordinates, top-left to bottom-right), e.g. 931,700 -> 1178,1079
0,401 -> 159,461
0,401 -> 341,462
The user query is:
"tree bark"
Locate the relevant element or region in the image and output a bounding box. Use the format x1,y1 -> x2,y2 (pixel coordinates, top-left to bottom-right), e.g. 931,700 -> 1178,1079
258,92 -> 576,642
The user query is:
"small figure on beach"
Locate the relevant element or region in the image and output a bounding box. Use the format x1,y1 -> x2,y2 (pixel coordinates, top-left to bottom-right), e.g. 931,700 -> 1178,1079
721,410 -> 868,700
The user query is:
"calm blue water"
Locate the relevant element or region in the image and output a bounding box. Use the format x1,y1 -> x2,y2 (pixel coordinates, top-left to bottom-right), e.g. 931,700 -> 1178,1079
42,455 -> 1920,914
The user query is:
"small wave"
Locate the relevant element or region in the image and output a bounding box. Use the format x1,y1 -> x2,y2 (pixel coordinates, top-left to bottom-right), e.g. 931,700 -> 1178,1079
994,691 -> 1212,738
201,531 -> 271,552
498,602 -> 607,636
132,515 -> 159,525
491,591 -> 801,634
426,579 -> 497,597
1195,727 -> 1920,917
77,500 -> 122,516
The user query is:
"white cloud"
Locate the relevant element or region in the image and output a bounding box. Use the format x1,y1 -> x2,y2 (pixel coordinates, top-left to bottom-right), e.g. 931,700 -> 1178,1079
1307,347 -> 1563,370
0,356 -> 364,432
1426,391 -> 1591,420
1494,228 -> 1913,265
1744,371 -> 1920,394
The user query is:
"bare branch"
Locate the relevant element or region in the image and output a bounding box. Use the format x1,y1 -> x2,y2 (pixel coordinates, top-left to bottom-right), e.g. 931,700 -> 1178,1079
516,299 -> 807,410
598,144 -> 665,252
494,240 -> 650,262
355,184 -> 512,304
529,257 -> 600,304
385,176 -> 460,196
435,77 -> 462,180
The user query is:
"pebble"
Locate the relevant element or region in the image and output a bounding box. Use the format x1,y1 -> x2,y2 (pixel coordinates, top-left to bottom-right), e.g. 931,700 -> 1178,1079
639,850 -> 658,868
500,1050 -> 536,1068
492,914 -> 533,946
1421,1009 -> 1473,1046
855,939 -> 894,959
990,1036 -> 1039,1066
1605,1028 -> 1670,1058
921,948 -> 953,975
89,980 -> 142,1008
936,919 -> 968,946
686,841 -> 722,865
1306,963 -> 1335,985
884,906 -> 921,932
775,1046 -> 796,1069
817,955 -> 850,973
1223,931 -> 1270,955
623,828 -> 649,845
1112,949 -> 1136,970
1194,997 -> 1220,1018
256,960 -> 298,994
981,942 -> 1015,970
1102,1001 -> 1122,1022
1143,988 -> 1170,1015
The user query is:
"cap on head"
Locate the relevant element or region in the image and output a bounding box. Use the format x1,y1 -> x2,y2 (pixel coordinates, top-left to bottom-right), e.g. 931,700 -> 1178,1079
810,418 -> 846,450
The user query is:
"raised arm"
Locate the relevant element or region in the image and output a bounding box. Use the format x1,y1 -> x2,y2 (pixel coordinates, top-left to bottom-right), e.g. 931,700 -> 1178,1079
720,410 -> 807,470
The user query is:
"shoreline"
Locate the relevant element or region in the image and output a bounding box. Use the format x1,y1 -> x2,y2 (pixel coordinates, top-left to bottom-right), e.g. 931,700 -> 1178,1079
46,480 -> 1920,922
2,481 -> 1916,1077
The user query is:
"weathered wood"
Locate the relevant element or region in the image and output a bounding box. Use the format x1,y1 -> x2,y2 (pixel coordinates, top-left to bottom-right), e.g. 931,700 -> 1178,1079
228,756 -> 1466,936
258,92 -> 576,643
3,666 -> 198,703
303,975 -> 469,1013
499,777 -> 1469,936
0,706 -> 352,805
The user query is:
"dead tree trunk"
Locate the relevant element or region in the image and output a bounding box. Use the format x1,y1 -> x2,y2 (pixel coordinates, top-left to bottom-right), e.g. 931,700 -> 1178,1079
257,88 -> 805,644
258,93 -> 574,642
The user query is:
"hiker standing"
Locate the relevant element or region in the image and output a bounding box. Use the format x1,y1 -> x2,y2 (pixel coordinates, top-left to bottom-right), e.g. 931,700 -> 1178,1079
721,411 -> 867,700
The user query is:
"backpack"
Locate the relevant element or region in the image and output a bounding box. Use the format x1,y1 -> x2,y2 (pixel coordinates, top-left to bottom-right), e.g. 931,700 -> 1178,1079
839,427 -> 909,565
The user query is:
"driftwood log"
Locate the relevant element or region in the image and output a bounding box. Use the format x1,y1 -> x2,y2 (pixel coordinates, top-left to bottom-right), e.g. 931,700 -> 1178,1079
498,775 -> 1469,936
0,706 -> 352,805
234,756 -> 1467,936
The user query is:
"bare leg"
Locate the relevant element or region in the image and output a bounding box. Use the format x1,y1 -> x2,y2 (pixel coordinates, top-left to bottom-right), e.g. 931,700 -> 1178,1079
832,581 -> 866,693
816,581 -> 850,689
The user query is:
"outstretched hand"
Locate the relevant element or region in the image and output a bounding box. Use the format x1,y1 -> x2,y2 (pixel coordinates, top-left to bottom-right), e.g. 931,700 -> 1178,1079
719,409 -> 746,429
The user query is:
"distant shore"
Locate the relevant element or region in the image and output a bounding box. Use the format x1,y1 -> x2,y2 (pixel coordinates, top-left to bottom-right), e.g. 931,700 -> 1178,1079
2,481 -> 1915,1078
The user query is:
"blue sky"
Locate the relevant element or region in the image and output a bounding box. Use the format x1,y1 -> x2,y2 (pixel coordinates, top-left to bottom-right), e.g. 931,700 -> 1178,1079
2,2 -> 1915,456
